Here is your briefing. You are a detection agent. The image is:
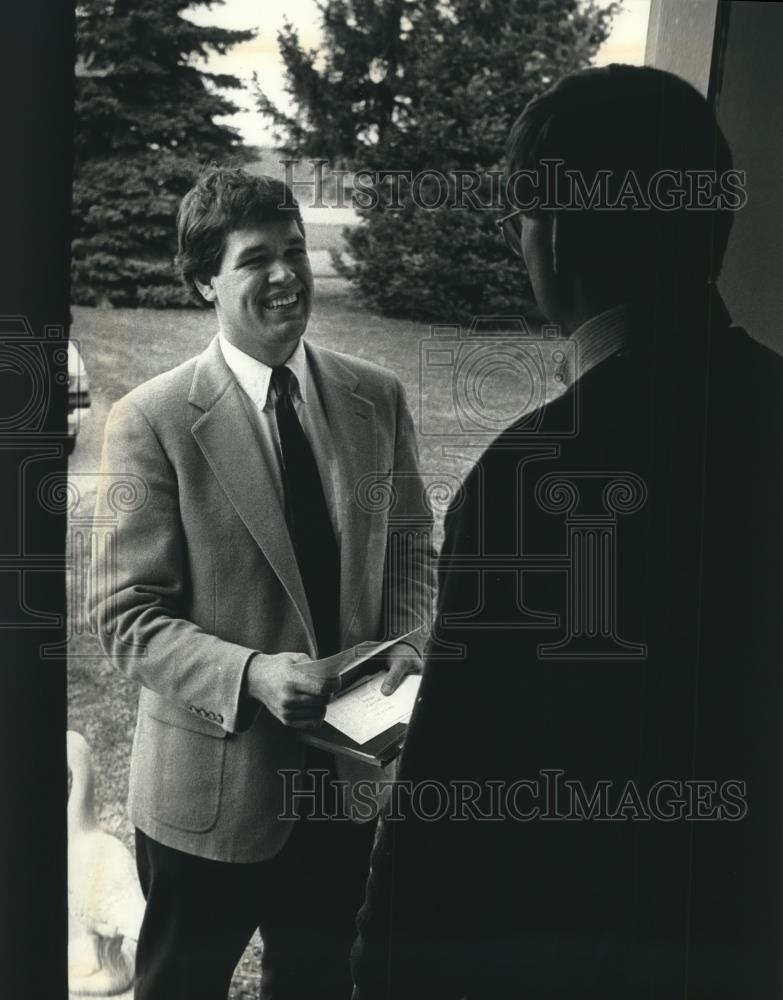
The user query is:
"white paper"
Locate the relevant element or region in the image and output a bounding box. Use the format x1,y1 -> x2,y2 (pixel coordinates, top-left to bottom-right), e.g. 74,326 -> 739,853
324,672 -> 421,745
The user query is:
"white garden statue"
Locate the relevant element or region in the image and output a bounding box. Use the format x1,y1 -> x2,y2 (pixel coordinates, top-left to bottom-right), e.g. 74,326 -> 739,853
67,730 -> 144,997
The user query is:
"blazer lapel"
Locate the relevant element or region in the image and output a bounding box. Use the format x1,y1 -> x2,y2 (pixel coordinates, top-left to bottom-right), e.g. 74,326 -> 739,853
189,337 -> 316,648
307,344 -> 377,639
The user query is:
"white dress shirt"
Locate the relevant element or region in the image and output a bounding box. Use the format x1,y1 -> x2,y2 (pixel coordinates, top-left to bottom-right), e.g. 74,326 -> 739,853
218,333 -> 341,541
562,303 -> 631,387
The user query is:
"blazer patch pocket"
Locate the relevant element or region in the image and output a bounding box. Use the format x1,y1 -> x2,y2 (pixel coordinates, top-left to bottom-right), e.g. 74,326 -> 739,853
144,711 -> 227,833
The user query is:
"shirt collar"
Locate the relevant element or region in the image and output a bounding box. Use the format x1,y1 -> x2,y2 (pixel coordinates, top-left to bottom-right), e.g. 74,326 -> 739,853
218,333 -> 308,409
284,337 -> 309,404
565,303 -> 631,385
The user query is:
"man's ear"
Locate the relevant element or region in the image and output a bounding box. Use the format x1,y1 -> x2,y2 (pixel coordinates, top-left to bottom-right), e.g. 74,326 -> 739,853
194,276 -> 217,302
550,211 -> 561,276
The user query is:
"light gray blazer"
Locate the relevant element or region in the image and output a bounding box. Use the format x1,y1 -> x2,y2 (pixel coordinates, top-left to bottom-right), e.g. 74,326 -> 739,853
91,336 -> 435,862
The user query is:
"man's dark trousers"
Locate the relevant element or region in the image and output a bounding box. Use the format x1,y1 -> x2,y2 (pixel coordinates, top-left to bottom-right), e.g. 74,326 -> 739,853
134,749 -> 375,1000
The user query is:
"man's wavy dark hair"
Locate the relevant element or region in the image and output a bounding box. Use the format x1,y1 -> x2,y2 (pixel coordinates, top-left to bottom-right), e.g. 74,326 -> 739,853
506,64 -> 735,292
175,166 -> 304,302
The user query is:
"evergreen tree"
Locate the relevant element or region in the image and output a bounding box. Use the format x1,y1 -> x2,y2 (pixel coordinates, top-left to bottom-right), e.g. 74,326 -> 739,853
256,0 -> 409,161
73,0 -> 254,307
258,0 -> 618,322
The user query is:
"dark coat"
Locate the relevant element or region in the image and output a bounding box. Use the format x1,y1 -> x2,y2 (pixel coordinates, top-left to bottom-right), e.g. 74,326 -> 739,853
353,295 -> 783,999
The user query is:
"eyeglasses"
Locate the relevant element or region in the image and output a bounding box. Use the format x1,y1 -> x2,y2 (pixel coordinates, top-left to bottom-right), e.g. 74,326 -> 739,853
495,207 -> 524,259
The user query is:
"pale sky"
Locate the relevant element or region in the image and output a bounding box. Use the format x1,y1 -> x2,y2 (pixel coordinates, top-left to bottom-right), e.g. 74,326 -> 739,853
186,0 -> 652,148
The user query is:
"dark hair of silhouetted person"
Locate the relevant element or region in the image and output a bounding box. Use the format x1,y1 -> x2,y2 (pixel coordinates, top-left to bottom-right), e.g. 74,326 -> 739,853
506,64 -> 735,295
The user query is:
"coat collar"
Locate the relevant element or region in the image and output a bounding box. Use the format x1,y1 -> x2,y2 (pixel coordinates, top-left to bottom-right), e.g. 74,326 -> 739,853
189,335 -> 376,651
303,341 -> 376,639
187,335 -> 361,410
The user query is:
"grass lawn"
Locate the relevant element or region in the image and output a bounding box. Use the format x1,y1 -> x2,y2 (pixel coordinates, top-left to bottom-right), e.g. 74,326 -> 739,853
68,278 -> 545,997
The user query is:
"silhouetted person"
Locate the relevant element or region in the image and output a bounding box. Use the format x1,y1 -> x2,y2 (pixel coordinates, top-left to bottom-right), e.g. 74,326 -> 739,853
352,64 -> 783,1000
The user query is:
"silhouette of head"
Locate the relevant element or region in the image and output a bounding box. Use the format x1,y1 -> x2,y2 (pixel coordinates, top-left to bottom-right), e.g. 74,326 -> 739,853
505,65 -> 736,325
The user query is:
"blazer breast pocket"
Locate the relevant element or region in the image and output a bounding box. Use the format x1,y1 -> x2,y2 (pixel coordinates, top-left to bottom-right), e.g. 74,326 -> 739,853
142,707 -> 227,833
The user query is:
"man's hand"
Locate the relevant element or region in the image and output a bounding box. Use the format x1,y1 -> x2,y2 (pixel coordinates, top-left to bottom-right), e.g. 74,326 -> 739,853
380,642 -> 423,695
246,652 -> 339,729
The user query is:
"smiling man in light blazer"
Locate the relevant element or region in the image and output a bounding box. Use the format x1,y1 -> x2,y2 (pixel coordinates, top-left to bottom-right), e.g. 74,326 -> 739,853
91,166 -> 434,1000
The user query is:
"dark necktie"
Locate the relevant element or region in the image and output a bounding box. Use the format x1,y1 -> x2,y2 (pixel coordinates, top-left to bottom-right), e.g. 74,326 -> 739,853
272,366 -> 340,656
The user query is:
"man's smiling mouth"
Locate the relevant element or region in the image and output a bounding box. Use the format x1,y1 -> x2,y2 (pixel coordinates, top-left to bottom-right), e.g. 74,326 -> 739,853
264,291 -> 300,311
